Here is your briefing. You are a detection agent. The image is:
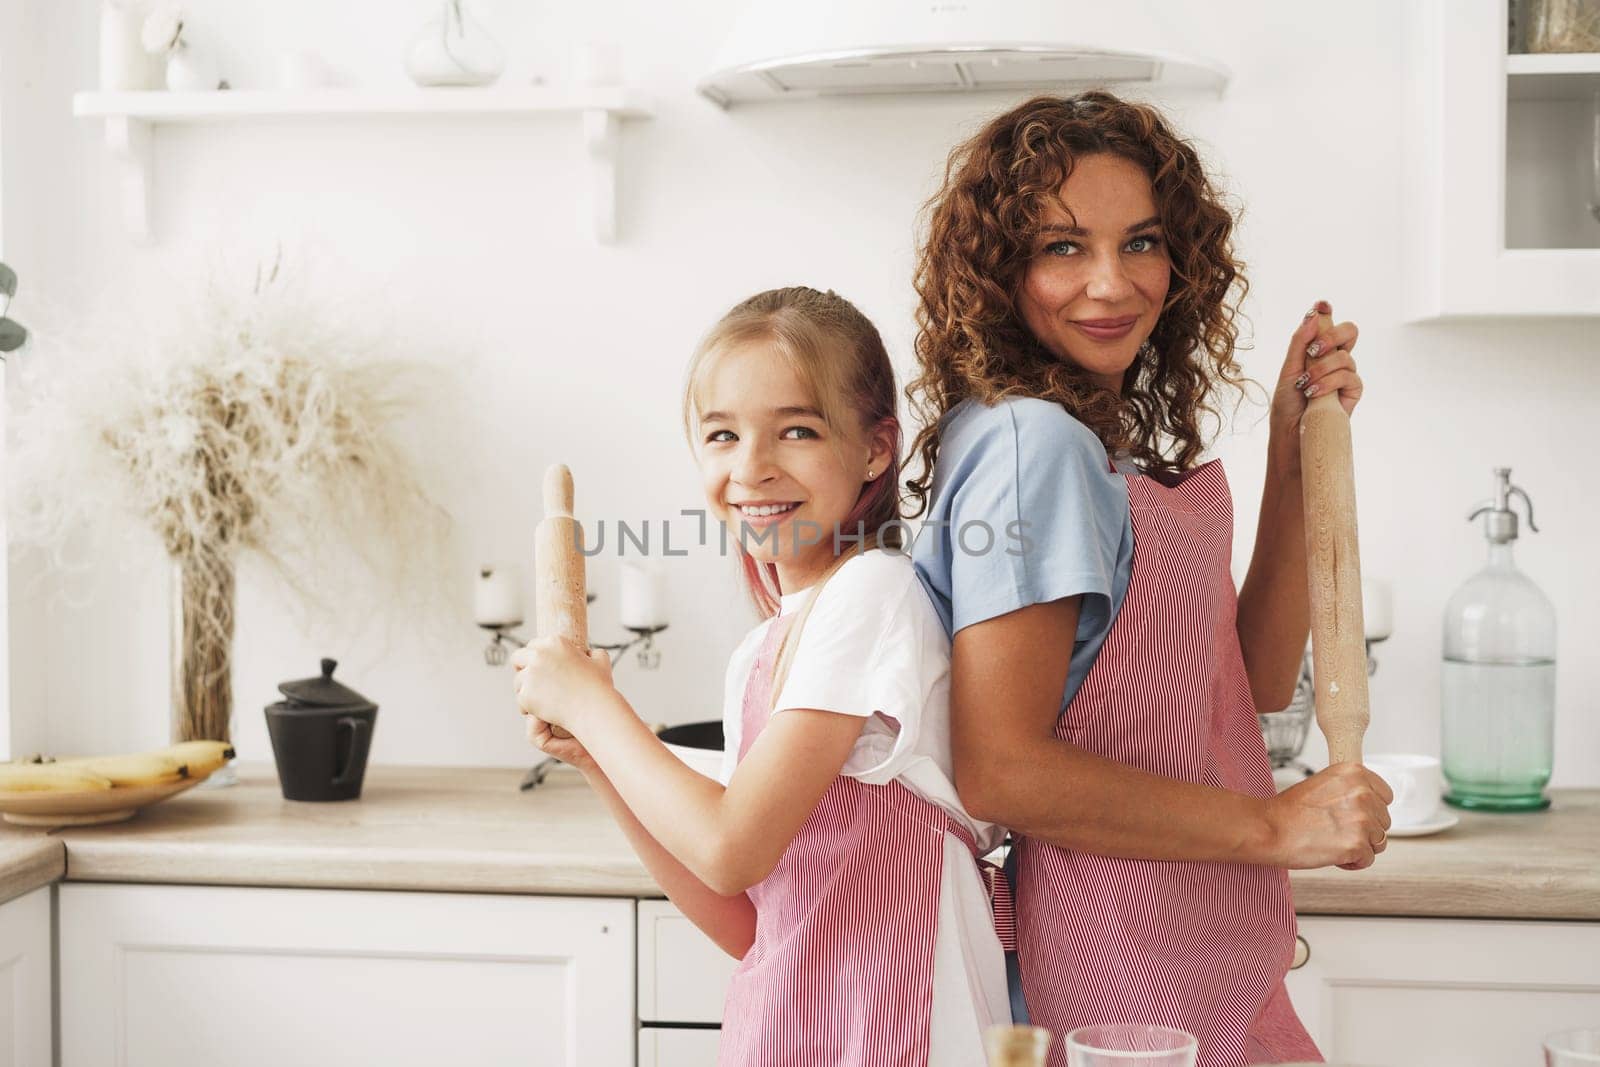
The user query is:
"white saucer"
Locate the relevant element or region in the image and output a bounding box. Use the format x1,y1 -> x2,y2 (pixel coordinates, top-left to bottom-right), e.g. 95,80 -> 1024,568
1386,811 -> 1460,837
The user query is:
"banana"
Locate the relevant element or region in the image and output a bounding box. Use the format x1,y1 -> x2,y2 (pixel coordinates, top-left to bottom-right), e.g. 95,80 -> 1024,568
0,762 -> 114,793
70,752 -> 188,786
159,740 -> 235,777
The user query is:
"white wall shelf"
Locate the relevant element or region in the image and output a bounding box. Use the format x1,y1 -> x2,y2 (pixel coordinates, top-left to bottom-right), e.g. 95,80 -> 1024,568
72,87 -> 655,244
1507,51 -> 1600,100
1403,2 -> 1600,318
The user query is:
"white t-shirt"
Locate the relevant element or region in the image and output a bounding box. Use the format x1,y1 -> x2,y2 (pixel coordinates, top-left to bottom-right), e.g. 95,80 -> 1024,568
717,549 -> 1011,1064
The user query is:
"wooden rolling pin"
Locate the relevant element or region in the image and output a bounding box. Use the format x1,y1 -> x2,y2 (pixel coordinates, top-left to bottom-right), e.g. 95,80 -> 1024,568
533,464 -> 588,739
1301,313 -> 1369,766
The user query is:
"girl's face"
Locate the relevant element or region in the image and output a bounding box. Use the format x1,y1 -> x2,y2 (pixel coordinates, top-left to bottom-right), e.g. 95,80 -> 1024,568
1016,152 -> 1172,394
694,344 -> 891,592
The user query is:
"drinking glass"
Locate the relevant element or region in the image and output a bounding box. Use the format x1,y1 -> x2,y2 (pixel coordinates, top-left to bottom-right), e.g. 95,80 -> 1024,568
984,1024 -> 1052,1066
1065,1024 -> 1198,1067
1546,1028 -> 1600,1066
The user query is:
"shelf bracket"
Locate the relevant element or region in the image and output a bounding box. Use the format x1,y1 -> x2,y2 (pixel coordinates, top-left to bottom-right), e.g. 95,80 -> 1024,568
582,109 -> 620,245
103,116 -> 153,245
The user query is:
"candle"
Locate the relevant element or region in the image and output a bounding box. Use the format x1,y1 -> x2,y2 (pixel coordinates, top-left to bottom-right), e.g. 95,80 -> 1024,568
1362,577 -> 1393,641
619,560 -> 667,630
474,564 -> 523,627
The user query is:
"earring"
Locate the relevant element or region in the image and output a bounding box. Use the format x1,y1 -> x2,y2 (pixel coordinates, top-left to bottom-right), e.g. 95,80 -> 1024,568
1138,339 -> 1156,361
866,469 -> 875,479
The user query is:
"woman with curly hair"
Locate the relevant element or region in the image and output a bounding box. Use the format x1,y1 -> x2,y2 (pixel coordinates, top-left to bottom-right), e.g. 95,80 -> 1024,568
906,91 -> 1393,1065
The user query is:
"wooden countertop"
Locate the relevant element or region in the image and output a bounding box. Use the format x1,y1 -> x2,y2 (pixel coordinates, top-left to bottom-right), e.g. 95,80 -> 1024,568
1,765 -> 1596,921
2,763 -> 657,898
0,836 -> 65,906
1289,789 -> 1600,921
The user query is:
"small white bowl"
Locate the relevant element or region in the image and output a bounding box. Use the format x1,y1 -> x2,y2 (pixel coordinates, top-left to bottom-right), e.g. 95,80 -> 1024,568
657,721 -> 724,781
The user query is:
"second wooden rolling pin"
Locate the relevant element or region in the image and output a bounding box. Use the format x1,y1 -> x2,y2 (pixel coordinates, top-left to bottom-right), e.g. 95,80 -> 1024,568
1301,313 -> 1370,766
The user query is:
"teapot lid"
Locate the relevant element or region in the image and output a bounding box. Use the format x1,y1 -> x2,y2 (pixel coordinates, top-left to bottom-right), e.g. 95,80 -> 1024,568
278,658 -> 372,708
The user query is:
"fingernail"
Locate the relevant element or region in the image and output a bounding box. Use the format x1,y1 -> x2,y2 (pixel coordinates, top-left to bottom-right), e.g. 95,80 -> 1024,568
1294,372 -> 1310,390
1303,306 -> 1317,320
1304,383 -> 1320,398
1306,341 -> 1323,359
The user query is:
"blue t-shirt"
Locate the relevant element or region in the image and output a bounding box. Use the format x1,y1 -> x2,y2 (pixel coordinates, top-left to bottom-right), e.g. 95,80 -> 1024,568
911,396 -> 1135,714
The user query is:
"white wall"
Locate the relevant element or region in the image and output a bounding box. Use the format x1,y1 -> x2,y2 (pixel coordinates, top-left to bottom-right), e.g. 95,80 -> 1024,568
6,1 -> 1597,786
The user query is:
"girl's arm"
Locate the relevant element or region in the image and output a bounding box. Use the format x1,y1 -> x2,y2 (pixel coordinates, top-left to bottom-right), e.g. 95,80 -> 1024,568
566,690 -> 866,896
514,637 -> 867,897
523,681 -> 757,957
949,596 -> 1393,871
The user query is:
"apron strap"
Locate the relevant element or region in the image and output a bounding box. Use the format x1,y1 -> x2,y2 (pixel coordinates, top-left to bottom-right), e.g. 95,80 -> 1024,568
949,822 -> 1029,1023
1000,838 -> 1029,1024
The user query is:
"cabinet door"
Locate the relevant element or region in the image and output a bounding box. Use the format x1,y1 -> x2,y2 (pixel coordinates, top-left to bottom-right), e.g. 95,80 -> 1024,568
0,887 -> 51,1067
1287,916 -> 1600,1066
60,884 -> 634,1067
637,899 -> 736,1024
638,1027 -> 721,1067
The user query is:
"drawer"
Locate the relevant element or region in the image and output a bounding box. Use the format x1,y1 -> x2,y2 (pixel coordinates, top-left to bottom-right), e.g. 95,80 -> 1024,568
638,1027 -> 722,1067
637,899 -> 738,1024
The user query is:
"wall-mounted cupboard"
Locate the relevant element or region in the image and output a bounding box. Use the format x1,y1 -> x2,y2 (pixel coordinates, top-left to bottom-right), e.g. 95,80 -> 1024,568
1406,0 -> 1600,318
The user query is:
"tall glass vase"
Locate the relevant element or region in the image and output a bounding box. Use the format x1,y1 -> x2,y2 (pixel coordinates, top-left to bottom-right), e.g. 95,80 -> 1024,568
170,549 -> 237,786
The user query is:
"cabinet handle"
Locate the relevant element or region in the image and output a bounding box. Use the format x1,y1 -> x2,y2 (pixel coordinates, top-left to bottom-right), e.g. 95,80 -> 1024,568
1291,935 -> 1311,970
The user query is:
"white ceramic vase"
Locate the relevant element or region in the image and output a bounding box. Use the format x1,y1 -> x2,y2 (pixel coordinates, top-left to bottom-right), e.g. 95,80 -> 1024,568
405,0 -> 504,87
165,42 -> 219,92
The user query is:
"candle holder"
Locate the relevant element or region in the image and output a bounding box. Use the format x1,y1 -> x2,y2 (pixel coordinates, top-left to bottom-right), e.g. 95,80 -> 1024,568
477,591 -> 668,790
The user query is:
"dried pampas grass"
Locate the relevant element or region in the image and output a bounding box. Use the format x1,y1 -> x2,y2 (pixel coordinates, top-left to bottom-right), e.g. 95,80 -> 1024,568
7,253 -> 455,739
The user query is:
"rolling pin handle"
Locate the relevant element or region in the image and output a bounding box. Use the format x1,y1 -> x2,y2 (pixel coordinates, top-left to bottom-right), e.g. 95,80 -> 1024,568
544,464 -> 574,517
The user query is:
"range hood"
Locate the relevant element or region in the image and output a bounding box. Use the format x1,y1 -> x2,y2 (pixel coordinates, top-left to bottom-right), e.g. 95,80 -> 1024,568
698,0 -> 1230,107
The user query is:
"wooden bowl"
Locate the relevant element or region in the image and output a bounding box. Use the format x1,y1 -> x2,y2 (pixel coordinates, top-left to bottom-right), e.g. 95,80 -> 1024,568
0,772 -> 210,827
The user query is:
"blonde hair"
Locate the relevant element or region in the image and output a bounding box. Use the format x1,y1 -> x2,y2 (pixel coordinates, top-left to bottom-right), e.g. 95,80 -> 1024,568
681,286 -> 904,707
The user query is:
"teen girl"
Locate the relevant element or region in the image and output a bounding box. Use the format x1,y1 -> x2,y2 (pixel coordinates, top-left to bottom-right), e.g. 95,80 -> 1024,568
905,92 -> 1394,1065
515,286 -> 1009,1065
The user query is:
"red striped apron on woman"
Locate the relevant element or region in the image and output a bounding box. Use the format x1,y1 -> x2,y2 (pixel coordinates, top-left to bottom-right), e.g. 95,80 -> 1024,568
1015,458 -> 1321,1066
719,611 -> 990,1066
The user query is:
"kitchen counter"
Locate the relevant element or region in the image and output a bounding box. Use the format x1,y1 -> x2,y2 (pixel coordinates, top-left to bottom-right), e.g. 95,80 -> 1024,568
3,763 -> 656,898
0,835 -> 64,906
1,765 -> 1596,921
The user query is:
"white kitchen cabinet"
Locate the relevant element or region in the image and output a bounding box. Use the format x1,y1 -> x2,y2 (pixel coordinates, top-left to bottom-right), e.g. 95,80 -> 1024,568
638,1027 -> 722,1066
637,899 -> 737,1062
1286,916 -> 1600,1066
60,883 -> 635,1067
0,887 -> 52,1067
637,899 -> 737,1025
1404,0 -> 1600,318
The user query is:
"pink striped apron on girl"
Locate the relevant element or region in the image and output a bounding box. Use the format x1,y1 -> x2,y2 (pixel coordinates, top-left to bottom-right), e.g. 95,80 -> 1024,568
1014,459 -> 1321,1066
719,611 -> 1001,1066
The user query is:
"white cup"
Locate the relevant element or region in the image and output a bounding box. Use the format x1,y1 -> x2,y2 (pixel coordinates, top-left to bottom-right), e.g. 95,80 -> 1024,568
1367,753 -> 1443,828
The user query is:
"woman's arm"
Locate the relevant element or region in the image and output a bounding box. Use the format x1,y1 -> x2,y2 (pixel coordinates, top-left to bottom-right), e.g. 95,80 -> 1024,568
950,596 -> 1393,870
1235,463 -> 1310,714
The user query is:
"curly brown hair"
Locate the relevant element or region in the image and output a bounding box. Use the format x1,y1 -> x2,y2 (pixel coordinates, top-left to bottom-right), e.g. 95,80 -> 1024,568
904,91 -> 1250,517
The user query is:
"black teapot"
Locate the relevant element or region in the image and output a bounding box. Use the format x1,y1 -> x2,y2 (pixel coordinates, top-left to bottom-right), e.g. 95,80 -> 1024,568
265,658 -> 377,801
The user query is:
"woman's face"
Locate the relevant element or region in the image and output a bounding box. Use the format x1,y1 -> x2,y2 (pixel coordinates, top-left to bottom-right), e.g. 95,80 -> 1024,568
1016,152 -> 1172,394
